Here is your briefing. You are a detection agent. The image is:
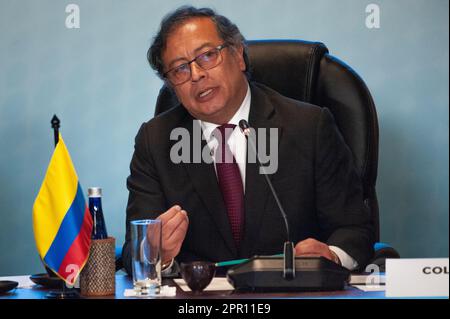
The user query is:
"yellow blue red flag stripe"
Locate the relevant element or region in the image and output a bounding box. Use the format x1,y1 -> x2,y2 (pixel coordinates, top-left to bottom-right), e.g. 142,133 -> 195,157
33,134 -> 92,285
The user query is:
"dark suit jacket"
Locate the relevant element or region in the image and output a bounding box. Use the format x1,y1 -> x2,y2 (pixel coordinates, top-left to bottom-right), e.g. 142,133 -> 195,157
122,82 -> 374,274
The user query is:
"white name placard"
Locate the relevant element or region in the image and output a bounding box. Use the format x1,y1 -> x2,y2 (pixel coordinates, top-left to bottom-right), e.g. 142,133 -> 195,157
386,258 -> 449,297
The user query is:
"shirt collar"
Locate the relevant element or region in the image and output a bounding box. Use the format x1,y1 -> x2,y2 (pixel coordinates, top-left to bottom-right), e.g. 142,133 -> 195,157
200,82 -> 251,142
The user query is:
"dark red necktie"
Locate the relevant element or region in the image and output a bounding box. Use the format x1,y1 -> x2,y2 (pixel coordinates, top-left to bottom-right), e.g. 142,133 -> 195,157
214,124 -> 245,247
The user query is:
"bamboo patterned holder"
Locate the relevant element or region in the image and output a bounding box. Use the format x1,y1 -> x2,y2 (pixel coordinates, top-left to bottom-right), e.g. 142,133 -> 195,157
80,237 -> 116,296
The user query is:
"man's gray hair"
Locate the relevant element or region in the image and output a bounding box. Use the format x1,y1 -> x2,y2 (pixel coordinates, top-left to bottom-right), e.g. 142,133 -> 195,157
147,6 -> 250,80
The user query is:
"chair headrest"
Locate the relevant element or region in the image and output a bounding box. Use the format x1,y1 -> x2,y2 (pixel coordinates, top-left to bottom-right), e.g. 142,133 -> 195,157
246,40 -> 328,103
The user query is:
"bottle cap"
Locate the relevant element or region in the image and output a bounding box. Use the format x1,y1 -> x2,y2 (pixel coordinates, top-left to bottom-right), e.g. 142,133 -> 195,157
88,187 -> 102,197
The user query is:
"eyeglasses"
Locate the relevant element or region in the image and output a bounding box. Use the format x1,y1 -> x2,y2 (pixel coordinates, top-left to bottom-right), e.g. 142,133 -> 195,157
163,44 -> 228,86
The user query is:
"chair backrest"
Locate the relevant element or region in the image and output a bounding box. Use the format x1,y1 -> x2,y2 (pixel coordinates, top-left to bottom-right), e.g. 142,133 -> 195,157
154,40 -> 380,241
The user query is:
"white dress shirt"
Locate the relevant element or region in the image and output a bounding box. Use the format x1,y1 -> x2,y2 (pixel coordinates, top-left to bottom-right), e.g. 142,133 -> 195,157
200,83 -> 251,191
198,84 -> 358,270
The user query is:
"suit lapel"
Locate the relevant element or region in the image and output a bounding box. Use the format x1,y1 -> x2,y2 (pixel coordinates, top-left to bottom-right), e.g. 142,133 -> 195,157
173,82 -> 284,258
240,83 -> 284,257
177,114 -> 237,256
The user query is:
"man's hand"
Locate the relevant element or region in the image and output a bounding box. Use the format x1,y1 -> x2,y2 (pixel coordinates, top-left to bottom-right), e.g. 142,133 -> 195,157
294,238 -> 341,264
157,205 -> 189,265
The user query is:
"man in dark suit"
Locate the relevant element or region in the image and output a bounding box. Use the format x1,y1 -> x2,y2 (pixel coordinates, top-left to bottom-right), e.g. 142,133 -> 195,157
122,6 -> 374,275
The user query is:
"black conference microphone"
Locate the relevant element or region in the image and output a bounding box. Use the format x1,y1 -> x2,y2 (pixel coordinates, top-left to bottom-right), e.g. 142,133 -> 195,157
225,120 -> 350,292
238,119 -> 295,279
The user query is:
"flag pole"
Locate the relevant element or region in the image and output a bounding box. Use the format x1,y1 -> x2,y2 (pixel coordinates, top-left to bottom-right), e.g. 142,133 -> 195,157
44,115 -> 79,299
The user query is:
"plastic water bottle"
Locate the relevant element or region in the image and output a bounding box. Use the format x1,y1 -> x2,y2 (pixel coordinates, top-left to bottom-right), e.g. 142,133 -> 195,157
88,187 -> 108,239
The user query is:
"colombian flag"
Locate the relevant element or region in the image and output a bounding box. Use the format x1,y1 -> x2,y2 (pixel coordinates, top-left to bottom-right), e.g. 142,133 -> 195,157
33,134 -> 93,285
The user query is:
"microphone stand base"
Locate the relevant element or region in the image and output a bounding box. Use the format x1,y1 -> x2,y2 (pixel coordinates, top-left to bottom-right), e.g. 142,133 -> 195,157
227,256 -> 350,292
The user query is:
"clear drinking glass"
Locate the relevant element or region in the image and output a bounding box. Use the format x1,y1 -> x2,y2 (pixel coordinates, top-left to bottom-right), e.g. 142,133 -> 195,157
130,219 -> 162,295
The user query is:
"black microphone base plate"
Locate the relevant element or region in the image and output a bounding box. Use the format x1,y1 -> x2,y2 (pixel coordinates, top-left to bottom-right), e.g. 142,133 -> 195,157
226,256 -> 350,292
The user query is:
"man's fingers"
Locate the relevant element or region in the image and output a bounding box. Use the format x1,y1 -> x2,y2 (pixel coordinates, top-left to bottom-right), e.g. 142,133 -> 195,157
166,218 -> 189,250
295,247 -> 322,255
163,210 -> 189,239
296,253 -> 321,257
156,206 -> 189,259
161,210 -> 189,260
294,238 -> 335,262
295,238 -> 327,255
157,205 -> 182,223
